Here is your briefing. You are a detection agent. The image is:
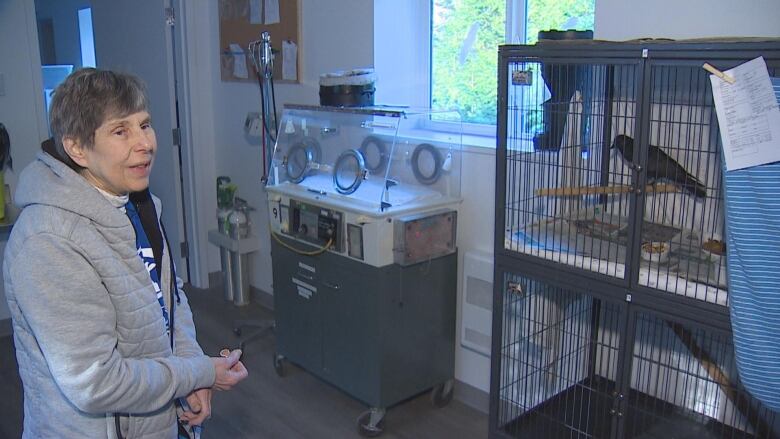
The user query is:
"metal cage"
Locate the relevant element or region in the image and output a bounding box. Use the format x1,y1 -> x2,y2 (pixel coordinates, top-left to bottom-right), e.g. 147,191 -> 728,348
497,41 -> 780,312
492,41 -> 780,439
493,271 -> 778,438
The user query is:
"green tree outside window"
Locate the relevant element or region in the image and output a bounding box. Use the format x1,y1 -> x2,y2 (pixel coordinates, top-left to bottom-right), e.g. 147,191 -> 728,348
432,0 -> 594,125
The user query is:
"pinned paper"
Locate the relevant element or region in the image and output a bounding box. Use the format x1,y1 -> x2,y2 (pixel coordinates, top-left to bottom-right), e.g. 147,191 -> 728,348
229,43 -> 249,79
264,0 -> 280,24
249,0 -> 262,24
282,40 -> 297,81
710,57 -> 780,171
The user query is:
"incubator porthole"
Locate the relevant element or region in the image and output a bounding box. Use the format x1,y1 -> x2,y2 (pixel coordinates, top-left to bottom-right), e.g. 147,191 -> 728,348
286,143 -> 314,183
299,136 -> 322,164
359,135 -> 387,173
285,137 -> 322,184
333,149 -> 367,195
411,143 -> 443,185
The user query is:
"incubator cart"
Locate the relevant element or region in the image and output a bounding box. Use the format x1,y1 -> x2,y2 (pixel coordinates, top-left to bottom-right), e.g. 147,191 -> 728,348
265,105 -> 463,436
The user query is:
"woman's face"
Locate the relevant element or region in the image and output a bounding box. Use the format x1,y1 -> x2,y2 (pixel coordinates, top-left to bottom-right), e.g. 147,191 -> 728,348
71,111 -> 156,195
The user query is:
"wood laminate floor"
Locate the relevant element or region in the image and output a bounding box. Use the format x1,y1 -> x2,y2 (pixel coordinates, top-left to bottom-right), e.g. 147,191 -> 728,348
0,285 -> 488,438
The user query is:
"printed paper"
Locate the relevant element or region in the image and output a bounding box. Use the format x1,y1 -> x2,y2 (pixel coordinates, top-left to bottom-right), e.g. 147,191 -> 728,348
710,56 -> 780,171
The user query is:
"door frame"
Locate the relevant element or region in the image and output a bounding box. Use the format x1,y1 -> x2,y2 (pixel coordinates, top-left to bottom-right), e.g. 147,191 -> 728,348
24,0 -> 213,287
170,0 -> 216,288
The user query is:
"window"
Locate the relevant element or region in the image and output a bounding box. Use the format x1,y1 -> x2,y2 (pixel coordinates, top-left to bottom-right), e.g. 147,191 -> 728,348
432,0 -> 595,128
374,1 -> 595,137
431,0 -> 506,126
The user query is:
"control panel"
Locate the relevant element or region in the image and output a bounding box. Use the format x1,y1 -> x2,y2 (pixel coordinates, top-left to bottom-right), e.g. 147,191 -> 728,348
289,199 -> 343,252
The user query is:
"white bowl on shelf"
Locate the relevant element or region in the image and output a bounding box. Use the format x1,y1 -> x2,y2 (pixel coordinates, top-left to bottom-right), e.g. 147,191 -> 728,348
641,241 -> 671,263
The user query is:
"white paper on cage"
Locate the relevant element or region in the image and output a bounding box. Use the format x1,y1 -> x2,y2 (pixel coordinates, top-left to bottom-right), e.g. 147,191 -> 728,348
710,56 -> 780,171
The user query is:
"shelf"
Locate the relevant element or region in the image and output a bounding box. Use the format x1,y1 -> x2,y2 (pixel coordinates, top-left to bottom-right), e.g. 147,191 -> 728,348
207,229 -> 261,254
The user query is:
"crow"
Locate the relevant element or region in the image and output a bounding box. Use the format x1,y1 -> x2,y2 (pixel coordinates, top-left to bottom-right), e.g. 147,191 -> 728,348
611,134 -> 707,199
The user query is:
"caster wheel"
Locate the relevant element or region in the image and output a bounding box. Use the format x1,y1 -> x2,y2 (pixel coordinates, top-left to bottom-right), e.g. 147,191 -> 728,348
233,327 -> 242,336
357,409 -> 385,437
273,353 -> 286,377
431,380 -> 454,408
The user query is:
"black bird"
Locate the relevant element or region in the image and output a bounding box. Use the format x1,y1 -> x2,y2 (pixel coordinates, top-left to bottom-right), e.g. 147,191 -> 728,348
611,134 -> 707,199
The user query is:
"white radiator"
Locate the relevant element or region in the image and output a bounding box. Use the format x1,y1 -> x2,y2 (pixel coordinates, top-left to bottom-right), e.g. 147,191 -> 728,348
460,251 -> 493,357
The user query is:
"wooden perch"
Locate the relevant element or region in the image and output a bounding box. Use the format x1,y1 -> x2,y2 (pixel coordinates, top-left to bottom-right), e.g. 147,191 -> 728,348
668,321 -> 770,437
535,184 -> 680,197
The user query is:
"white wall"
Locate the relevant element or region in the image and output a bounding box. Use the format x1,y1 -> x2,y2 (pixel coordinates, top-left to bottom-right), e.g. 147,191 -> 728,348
595,0 -> 780,40
0,0 -> 48,321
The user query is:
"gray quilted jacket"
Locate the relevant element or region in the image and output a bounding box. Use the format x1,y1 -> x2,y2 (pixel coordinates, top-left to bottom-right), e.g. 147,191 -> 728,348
3,151 -> 215,438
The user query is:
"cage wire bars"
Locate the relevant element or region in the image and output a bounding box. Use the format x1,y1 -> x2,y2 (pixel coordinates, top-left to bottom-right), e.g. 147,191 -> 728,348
491,41 -> 780,439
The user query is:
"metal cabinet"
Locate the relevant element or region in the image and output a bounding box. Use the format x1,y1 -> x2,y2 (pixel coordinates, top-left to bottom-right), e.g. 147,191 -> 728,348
272,236 -> 457,411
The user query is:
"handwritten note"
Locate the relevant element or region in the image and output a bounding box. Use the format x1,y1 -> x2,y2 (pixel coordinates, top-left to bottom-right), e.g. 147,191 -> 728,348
249,0 -> 262,24
282,40 -> 297,81
710,56 -> 780,171
264,0 -> 280,24
229,43 -> 249,79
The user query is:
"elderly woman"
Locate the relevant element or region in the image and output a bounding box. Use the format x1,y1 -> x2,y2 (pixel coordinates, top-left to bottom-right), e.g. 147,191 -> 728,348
3,68 -> 247,438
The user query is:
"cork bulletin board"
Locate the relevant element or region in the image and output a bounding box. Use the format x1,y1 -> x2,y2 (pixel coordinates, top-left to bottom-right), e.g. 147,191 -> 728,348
218,0 -> 300,83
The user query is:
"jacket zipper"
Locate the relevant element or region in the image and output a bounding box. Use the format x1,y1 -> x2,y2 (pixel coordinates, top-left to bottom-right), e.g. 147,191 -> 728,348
115,203 -> 178,439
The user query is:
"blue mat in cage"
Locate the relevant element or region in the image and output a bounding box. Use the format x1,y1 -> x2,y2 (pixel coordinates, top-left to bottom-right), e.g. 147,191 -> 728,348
721,77 -> 780,412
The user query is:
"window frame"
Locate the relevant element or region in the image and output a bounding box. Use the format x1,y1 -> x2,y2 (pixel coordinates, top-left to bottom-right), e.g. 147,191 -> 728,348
427,0 -> 527,138
374,0 -> 593,143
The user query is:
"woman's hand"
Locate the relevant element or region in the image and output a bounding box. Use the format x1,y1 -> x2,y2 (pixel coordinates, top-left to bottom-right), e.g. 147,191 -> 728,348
179,388 -> 212,426
211,349 -> 248,391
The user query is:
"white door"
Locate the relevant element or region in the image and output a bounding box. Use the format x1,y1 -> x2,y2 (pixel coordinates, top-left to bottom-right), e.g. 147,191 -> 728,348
90,0 -> 188,279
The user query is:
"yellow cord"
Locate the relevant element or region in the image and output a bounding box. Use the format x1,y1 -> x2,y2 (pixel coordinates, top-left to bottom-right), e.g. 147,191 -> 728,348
270,230 -> 333,256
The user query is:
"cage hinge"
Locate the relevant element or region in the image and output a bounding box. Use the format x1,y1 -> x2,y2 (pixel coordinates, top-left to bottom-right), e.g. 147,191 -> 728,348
180,241 -> 189,258
172,127 -> 181,146
642,48 -> 649,58
625,293 -> 632,302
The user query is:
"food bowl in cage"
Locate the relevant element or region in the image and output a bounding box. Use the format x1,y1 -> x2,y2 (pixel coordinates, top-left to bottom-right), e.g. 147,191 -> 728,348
641,241 -> 670,263
702,238 -> 726,262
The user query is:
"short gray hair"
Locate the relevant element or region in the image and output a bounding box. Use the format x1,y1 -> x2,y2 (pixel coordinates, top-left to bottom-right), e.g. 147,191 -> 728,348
49,68 -> 149,169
